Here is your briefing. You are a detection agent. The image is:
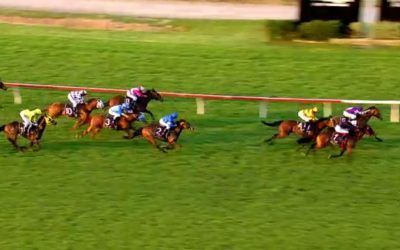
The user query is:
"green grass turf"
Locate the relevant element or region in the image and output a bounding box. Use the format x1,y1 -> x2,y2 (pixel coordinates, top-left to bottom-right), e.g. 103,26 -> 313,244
0,15 -> 400,249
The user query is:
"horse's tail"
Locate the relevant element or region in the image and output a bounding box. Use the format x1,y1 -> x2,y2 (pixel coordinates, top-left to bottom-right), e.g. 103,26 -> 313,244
0,125 -> 4,132
133,127 -> 143,137
261,120 -> 283,127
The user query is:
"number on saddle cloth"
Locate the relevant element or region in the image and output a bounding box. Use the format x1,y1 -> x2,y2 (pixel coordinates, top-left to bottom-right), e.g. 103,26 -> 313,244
104,116 -> 117,129
65,103 -> 77,117
331,133 -> 347,145
155,126 -> 168,139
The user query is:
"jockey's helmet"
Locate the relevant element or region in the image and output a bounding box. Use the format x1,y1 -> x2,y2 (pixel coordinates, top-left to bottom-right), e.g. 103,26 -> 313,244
312,107 -> 318,112
139,86 -> 146,93
33,108 -> 42,115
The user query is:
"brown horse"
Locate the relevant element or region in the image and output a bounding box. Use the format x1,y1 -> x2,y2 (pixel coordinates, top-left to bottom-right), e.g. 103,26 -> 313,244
46,98 -> 105,129
132,119 -> 193,153
106,89 -> 163,120
0,114 -> 56,151
79,112 -> 139,139
262,116 -> 336,144
306,127 -> 358,158
0,78 -> 7,91
332,106 -> 383,142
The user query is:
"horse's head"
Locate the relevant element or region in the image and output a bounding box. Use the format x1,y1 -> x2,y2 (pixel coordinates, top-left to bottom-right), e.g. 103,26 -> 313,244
87,98 -> 105,110
44,114 -> 57,126
177,119 -> 193,130
363,106 -> 382,120
315,116 -> 335,129
146,88 -> 163,102
0,78 -> 7,91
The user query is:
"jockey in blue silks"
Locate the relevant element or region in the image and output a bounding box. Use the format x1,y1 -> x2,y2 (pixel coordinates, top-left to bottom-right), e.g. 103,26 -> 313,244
108,103 -> 131,122
159,112 -> 178,131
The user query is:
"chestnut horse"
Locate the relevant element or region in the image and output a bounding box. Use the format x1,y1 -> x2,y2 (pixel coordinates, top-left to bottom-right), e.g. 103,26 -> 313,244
306,127 -> 358,158
46,98 -> 105,129
106,89 -> 163,120
79,112 -> 139,139
132,119 -> 193,153
0,78 -> 7,91
0,114 -> 56,151
262,117 -> 335,144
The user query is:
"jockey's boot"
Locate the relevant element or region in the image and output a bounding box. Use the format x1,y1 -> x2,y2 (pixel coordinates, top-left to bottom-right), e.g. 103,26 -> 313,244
113,117 -> 120,129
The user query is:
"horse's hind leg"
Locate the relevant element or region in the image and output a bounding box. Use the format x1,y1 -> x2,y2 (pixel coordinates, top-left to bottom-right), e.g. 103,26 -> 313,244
329,147 -> 346,159
264,133 -> 278,143
7,136 -> 23,152
305,142 -> 317,156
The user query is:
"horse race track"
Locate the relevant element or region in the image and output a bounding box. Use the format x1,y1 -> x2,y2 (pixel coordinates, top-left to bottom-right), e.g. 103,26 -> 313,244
0,11 -> 400,249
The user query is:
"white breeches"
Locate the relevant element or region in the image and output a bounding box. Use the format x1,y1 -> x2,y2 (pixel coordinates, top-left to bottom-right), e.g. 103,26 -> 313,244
108,110 -> 121,119
159,119 -> 171,129
334,125 -> 349,134
20,112 -> 31,127
68,94 -> 83,108
298,111 -> 311,122
126,91 -> 138,102
343,110 -> 357,120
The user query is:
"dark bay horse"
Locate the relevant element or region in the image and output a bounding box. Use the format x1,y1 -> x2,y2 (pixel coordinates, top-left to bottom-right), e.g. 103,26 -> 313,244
332,106 -> 383,142
0,79 -> 7,91
132,119 -> 193,153
79,113 -> 139,139
106,89 -> 163,120
0,114 -> 56,151
46,98 -> 105,129
262,117 -> 335,144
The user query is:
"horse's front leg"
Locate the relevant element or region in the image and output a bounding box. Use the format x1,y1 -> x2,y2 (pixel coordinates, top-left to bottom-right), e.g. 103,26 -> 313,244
329,146 -> 346,159
123,128 -> 135,139
73,113 -> 87,129
143,110 -> 155,121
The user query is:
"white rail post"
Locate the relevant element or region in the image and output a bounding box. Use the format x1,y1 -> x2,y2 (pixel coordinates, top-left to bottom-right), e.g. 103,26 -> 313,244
196,98 -> 205,115
323,103 -> 332,117
390,104 -> 399,122
259,101 -> 267,118
13,88 -> 22,104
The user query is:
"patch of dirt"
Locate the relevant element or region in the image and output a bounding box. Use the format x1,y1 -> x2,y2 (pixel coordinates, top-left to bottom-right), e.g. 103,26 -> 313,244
0,15 -> 178,32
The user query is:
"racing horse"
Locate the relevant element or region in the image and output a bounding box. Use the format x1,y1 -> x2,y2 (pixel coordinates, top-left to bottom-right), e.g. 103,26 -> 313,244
79,112 -> 139,139
46,98 -> 105,129
0,78 -> 7,91
0,114 -> 56,151
307,107 -> 382,158
132,119 -> 193,153
106,88 -> 163,120
262,116 -> 336,144
332,106 -> 383,142
306,127 -> 358,158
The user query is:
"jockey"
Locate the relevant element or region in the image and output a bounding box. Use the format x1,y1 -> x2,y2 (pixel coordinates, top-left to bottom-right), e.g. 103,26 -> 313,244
159,112 -> 178,131
334,117 -> 355,141
343,106 -> 364,127
108,103 -> 131,124
126,86 -> 147,107
298,107 -> 318,132
20,108 -> 42,132
68,90 -> 87,112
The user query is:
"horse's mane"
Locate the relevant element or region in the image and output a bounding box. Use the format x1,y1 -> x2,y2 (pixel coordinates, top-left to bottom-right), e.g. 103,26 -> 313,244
366,106 -> 377,110
316,116 -> 331,122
